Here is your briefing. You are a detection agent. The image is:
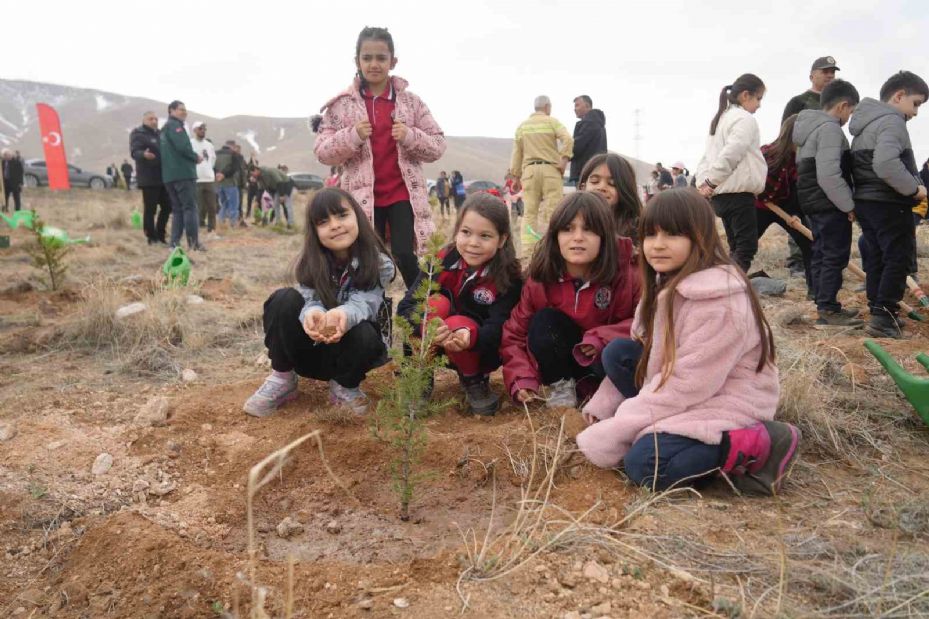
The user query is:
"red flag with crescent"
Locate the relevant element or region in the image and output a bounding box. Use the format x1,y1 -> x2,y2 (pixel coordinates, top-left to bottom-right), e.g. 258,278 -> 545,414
36,103 -> 70,190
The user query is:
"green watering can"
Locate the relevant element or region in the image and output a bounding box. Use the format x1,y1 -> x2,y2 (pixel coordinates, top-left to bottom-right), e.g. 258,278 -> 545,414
1,210 -> 35,230
39,226 -> 90,246
162,247 -> 191,286
865,339 -> 929,428
131,211 -> 143,230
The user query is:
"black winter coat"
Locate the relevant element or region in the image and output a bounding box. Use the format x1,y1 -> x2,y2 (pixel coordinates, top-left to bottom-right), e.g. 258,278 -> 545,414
569,109 -> 607,182
129,125 -> 163,187
2,157 -> 24,189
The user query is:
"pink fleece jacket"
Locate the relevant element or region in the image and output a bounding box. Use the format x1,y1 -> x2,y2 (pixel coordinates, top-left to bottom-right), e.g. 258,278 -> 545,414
314,75 -> 446,253
576,265 -> 779,468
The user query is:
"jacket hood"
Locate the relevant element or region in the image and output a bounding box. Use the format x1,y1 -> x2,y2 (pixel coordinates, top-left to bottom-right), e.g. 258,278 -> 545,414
669,265 -> 748,301
793,109 -> 838,147
849,97 -> 903,136
319,75 -> 411,112
584,109 -> 606,126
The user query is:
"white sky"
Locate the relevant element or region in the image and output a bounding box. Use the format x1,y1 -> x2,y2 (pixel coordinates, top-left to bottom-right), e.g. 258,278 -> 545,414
4,0 -> 929,169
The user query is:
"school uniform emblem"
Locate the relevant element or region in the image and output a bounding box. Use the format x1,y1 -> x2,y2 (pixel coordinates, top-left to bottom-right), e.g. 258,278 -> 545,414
594,286 -> 611,309
472,287 -> 496,305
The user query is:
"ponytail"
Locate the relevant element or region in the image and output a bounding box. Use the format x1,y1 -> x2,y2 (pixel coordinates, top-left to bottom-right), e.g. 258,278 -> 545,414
709,74 -> 765,135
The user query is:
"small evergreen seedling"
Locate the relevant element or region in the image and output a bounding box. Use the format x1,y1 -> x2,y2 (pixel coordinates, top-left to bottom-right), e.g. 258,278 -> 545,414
26,214 -> 69,291
373,233 -> 449,521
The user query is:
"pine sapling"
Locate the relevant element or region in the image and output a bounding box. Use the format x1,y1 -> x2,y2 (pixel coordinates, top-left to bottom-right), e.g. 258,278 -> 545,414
26,213 -> 69,291
373,233 -> 449,521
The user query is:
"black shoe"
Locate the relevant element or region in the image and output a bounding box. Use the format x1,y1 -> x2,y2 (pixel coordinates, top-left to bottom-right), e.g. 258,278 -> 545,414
461,375 -> 499,416
815,309 -> 864,328
191,244 -> 207,252
865,314 -> 904,339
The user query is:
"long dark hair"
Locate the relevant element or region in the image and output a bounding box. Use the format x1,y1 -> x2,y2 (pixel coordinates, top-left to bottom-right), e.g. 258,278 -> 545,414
709,73 -> 765,135
450,192 -> 521,293
635,189 -> 775,390
294,188 -> 391,309
763,114 -> 798,174
528,192 -> 617,285
578,153 -> 642,240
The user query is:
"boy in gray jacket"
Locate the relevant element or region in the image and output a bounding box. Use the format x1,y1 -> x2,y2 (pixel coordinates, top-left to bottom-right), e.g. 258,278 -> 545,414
850,71 -> 928,338
793,79 -> 861,327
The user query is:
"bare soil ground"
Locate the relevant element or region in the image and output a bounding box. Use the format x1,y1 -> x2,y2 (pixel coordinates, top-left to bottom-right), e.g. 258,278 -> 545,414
1,189 -> 928,618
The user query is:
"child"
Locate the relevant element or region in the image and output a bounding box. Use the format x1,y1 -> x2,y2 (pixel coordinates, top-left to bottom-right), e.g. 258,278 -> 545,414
794,78 -> 862,327
695,74 -> 768,273
500,192 -> 639,409
397,193 -> 523,415
850,71 -> 929,338
324,166 -> 341,188
672,162 -> 690,188
313,26 -> 446,289
577,189 -> 800,495
451,170 -> 466,211
578,153 -> 643,241
244,188 -> 395,417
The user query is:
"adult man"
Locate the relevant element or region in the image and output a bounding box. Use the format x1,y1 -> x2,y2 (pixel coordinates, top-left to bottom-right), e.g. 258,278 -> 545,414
120,159 -> 134,190
783,56 -> 840,121
233,143 -> 248,226
655,162 -> 674,190
250,166 -> 294,227
130,111 -> 171,244
189,121 -> 218,233
214,140 -> 245,229
568,95 -> 607,184
160,100 -> 205,251
510,95 -> 574,251
2,149 -> 24,212
435,170 -> 450,217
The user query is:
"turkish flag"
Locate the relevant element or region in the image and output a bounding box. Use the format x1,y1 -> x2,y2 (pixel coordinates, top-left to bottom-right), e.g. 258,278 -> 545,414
37,103 -> 70,190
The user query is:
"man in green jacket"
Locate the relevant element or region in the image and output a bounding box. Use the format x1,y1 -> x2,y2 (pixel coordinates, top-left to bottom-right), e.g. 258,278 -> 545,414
250,165 -> 295,227
161,100 -> 206,251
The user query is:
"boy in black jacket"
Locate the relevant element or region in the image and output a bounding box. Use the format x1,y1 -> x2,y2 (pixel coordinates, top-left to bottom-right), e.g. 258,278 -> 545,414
850,71 -> 928,338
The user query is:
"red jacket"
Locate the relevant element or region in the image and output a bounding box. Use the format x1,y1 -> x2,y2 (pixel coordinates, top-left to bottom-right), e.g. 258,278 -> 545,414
501,237 -> 640,398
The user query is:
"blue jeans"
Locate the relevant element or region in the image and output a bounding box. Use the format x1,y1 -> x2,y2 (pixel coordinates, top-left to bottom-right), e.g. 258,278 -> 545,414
218,186 -> 240,224
601,338 -> 643,398
166,179 -> 199,248
624,433 -> 723,490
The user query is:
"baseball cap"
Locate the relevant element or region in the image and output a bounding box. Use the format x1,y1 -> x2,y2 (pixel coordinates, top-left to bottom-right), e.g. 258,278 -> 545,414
811,56 -> 840,72
191,121 -> 205,130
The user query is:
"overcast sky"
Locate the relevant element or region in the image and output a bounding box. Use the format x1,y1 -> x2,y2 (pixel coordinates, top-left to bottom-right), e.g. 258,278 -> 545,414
4,0 -> 928,169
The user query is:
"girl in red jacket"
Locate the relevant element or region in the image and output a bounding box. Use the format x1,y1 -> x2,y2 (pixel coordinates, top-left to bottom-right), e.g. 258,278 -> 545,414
397,193 -> 523,416
501,192 -> 640,408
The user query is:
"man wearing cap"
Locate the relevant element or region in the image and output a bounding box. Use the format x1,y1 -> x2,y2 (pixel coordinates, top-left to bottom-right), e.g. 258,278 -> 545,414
782,56 -> 840,121
130,111 -> 171,244
214,140 -> 245,229
160,100 -> 205,251
190,120 -> 219,234
510,95 -> 574,252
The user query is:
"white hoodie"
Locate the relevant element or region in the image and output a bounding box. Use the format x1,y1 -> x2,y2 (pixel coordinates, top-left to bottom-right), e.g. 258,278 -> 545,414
189,135 -> 216,183
695,104 -> 766,196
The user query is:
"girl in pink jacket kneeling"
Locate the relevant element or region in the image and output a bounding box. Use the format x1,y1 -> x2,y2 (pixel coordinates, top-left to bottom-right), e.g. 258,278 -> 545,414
577,189 -> 801,496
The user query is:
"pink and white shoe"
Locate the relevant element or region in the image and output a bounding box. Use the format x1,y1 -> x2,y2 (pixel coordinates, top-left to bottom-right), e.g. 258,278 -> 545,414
243,372 -> 298,417
723,421 -> 801,496
329,380 -> 369,415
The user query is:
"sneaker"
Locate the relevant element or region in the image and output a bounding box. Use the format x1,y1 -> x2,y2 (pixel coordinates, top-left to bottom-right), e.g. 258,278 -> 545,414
865,314 -> 905,339
815,309 -> 864,328
546,378 -> 577,409
461,375 -> 499,416
243,372 -> 298,417
789,268 -> 806,279
191,243 -> 208,252
723,421 -> 801,496
329,380 -> 369,415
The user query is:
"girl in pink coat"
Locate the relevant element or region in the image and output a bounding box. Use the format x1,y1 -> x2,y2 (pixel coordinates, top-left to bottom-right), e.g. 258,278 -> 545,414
576,189 -> 801,496
313,26 -> 446,289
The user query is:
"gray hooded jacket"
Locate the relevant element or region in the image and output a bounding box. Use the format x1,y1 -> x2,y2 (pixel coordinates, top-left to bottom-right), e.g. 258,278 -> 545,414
849,97 -> 920,206
793,110 -> 854,214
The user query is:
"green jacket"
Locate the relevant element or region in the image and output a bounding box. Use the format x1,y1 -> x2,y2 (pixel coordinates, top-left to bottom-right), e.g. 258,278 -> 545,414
160,116 -> 198,183
258,166 -> 290,193
213,146 -> 242,188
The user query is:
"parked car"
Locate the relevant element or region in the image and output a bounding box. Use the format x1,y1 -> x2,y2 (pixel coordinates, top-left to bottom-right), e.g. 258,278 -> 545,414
464,180 -> 502,195
289,172 -> 324,191
22,159 -> 113,189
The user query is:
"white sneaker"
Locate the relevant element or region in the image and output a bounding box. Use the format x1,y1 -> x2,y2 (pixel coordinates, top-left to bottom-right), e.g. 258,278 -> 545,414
329,380 -> 369,415
546,378 -> 577,409
244,372 -> 298,417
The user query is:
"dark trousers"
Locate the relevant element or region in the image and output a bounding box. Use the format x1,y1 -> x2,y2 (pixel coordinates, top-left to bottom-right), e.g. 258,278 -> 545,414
197,182 -> 218,231
911,212 -> 922,276
438,196 -> 450,216
855,200 -> 914,318
527,308 -> 604,386
374,201 -> 419,288
711,192 -> 758,272
166,179 -> 200,248
3,185 -> 22,211
247,184 -> 259,217
238,185 -> 246,220
601,338 -> 643,399
453,193 -> 465,210
624,433 -> 723,491
756,207 -> 813,293
262,288 -> 386,388
808,210 -> 852,313
141,185 -> 171,242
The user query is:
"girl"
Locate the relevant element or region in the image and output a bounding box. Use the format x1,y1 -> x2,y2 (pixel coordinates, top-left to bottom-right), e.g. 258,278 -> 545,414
755,114 -> 813,297
324,166 -> 341,188
313,26 -> 446,289
244,188 -> 395,418
578,153 -> 643,241
695,73 -> 768,273
577,189 -> 800,496
671,162 -> 690,188
501,192 -> 640,409
451,170 -> 466,211
397,193 -> 523,415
